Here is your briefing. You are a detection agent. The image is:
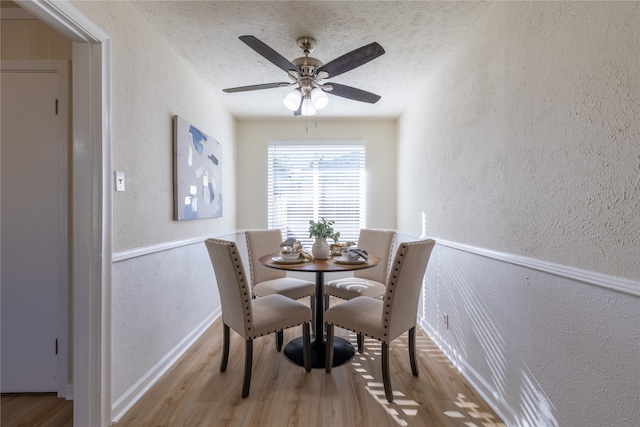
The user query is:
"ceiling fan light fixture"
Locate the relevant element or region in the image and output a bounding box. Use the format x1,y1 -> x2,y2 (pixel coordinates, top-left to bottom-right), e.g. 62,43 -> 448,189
301,98 -> 316,116
223,36 -> 385,116
310,87 -> 329,110
283,89 -> 302,111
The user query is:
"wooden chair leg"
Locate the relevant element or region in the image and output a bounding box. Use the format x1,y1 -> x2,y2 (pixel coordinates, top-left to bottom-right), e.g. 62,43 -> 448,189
303,322 -> 311,372
220,323 -> 230,372
275,330 -> 283,352
357,333 -> 364,353
310,295 -> 316,334
242,339 -> 253,398
382,342 -> 393,402
409,326 -> 419,377
325,324 -> 334,373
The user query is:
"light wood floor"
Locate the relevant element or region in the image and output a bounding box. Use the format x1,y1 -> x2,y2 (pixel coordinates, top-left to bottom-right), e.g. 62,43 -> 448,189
1,300 -> 505,427
116,303 -> 505,426
1,393 -> 72,427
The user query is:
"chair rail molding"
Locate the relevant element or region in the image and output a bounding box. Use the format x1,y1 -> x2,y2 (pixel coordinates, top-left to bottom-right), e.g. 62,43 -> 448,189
112,230 -> 242,262
396,231 -> 639,297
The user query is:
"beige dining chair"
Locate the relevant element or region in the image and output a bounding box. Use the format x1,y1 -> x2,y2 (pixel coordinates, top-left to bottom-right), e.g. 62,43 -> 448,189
324,239 -> 436,402
324,229 -> 396,351
205,238 -> 311,398
245,229 -> 316,346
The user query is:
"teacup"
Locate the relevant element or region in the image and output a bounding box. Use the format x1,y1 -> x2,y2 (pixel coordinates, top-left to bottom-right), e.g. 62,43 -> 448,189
280,249 -> 300,260
341,248 -> 361,261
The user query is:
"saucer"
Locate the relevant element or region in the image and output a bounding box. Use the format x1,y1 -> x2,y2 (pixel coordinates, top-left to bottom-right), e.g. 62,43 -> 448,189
271,256 -> 306,265
333,257 -> 367,265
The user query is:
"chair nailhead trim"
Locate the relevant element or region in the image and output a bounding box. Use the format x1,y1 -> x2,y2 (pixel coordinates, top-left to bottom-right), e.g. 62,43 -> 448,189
253,321 -> 311,338
326,323 -> 380,341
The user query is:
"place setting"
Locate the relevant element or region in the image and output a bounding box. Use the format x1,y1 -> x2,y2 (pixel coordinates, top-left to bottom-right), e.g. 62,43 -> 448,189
270,238 -> 314,264
332,247 -> 369,265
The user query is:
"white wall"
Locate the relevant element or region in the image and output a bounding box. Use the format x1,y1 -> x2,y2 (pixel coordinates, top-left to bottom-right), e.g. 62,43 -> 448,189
236,119 -> 397,230
72,0 -> 236,252
399,2 -> 639,426
70,1 -> 237,418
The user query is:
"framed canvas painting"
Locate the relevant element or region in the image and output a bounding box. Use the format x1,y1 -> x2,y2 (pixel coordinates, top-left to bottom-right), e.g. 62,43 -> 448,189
173,115 -> 223,220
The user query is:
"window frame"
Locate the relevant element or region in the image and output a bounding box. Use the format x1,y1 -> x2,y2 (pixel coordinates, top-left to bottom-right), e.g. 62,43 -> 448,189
267,140 -> 367,247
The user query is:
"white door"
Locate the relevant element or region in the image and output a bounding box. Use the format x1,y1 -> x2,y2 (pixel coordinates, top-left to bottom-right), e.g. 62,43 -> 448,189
1,64 -> 68,393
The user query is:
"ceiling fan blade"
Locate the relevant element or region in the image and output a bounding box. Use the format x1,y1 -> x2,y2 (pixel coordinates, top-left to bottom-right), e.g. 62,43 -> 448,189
326,83 -> 381,104
318,42 -> 385,79
222,82 -> 289,93
239,35 -> 299,73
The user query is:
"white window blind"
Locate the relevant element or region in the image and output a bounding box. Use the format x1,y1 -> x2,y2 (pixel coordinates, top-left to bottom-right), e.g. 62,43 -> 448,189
267,141 -> 366,247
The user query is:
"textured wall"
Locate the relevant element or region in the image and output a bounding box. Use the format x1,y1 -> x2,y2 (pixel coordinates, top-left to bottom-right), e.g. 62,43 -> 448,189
68,0 -> 236,409
417,242 -> 639,427
236,119 -> 397,230
398,2 -> 639,426
111,243 -> 219,405
72,0 -> 237,252
399,1 -> 640,281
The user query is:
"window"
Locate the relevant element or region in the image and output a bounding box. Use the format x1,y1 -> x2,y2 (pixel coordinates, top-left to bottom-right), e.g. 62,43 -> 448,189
268,141 -> 366,247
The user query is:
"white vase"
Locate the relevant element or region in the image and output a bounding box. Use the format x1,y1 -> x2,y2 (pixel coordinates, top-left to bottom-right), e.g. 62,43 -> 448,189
311,237 -> 330,259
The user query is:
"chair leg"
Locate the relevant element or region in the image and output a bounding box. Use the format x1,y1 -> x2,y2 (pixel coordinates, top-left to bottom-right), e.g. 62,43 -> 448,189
357,333 -> 364,353
220,323 -> 230,372
303,322 -> 311,372
325,324 -> 334,373
310,295 -> 316,334
242,339 -> 253,398
382,342 -> 393,402
409,327 -> 419,377
323,294 -> 330,334
275,330 -> 283,352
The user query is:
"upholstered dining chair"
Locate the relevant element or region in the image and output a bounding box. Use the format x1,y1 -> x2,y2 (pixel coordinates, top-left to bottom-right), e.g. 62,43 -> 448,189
324,239 -> 436,402
324,229 -> 396,351
205,238 -> 311,398
245,229 -> 316,345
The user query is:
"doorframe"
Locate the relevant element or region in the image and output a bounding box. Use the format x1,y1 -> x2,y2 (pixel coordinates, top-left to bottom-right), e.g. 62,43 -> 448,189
18,1 -> 112,426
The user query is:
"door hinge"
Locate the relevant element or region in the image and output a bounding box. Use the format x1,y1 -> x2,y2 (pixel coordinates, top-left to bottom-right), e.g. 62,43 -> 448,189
55,99 -> 59,115
55,338 -> 59,355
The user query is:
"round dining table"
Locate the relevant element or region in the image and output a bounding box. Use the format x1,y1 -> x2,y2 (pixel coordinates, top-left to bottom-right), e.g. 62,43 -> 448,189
259,253 -> 381,369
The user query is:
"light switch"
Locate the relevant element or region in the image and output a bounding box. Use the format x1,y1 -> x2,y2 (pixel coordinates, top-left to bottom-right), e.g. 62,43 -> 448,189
115,171 -> 125,192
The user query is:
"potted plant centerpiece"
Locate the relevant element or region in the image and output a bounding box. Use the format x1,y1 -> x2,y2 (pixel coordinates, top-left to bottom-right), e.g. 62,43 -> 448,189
308,217 -> 340,259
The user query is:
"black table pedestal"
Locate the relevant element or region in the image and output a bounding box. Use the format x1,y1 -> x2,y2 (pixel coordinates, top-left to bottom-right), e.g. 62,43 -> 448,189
284,335 -> 355,369
257,261 -> 379,370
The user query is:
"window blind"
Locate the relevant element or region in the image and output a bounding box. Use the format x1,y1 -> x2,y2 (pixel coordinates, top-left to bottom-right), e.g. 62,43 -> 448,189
267,141 -> 366,247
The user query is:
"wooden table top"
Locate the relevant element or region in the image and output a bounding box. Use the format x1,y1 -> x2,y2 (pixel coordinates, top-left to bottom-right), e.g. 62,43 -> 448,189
259,253 -> 381,273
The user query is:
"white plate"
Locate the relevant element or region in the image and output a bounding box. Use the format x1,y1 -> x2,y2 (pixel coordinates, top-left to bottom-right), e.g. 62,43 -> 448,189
333,257 -> 367,265
271,256 -> 306,265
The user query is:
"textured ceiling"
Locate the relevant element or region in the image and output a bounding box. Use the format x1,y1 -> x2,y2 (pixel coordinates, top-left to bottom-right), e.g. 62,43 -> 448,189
132,1 -> 491,119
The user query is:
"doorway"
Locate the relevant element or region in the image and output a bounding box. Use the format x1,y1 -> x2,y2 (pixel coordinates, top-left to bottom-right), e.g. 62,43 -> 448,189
6,1 -> 112,425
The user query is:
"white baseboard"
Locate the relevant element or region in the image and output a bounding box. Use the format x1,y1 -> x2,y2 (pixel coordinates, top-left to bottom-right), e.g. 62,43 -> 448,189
64,384 -> 73,400
111,309 -> 221,423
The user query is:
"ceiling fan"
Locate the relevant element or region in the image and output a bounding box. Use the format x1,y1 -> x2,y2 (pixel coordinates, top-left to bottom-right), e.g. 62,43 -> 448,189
222,35 -> 385,116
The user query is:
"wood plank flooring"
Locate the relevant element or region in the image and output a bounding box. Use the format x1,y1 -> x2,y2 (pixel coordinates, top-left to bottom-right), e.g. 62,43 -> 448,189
116,300 -> 505,427
1,298 -> 506,427
1,393 -> 72,427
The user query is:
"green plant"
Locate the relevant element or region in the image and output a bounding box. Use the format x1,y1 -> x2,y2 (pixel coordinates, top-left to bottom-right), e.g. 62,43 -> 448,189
308,217 -> 340,242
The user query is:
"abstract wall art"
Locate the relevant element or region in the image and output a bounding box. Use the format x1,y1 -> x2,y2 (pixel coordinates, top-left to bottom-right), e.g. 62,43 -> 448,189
173,115 -> 222,220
